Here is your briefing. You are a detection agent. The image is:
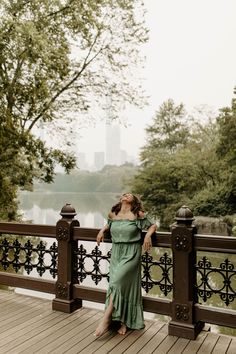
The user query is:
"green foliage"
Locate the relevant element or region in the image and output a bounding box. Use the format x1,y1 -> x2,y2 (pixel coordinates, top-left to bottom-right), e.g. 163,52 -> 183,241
216,89 -> 236,164
131,98 -> 234,229
0,0 -> 147,220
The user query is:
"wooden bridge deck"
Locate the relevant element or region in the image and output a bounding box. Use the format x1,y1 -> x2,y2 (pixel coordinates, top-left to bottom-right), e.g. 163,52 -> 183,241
0,290 -> 235,354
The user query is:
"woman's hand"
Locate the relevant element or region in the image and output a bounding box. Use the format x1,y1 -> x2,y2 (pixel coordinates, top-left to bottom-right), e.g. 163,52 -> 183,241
143,234 -> 152,252
96,230 -> 105,246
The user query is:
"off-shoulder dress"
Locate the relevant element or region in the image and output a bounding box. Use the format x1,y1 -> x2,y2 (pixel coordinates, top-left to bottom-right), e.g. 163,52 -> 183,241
105,216 -> 154,330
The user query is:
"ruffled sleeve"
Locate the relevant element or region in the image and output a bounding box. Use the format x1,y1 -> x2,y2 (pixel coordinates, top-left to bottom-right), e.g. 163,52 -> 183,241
135,215 -> 155,230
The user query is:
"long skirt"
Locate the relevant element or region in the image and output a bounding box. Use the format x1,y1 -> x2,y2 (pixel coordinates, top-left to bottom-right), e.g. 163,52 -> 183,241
105,242 -> 144,329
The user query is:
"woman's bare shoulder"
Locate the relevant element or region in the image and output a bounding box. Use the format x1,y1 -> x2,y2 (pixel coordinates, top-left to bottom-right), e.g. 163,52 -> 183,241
108,211 -> 115,219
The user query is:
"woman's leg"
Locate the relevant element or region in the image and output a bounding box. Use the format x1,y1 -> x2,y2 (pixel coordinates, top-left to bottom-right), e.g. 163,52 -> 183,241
95,296 -> 113,336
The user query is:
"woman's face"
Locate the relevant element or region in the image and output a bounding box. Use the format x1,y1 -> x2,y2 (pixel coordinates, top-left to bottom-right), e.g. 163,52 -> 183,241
120,193 -> 134,203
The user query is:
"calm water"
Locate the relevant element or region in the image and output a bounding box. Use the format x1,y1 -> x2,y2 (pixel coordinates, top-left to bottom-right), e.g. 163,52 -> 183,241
17,191 -> 236,335
18,191 -> 119,228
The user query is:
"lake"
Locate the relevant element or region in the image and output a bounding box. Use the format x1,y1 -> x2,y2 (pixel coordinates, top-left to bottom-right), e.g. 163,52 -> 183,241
18,191 -> 119,228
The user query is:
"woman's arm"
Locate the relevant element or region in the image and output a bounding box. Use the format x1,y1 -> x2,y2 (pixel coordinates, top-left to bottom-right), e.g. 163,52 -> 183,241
96,211 -> 114,246
96,224 -> 110,246
143,224 -> 157,252
137,210 -> 157,252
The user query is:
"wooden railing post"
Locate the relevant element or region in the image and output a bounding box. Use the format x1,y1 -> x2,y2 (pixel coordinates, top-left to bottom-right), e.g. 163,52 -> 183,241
52,203 -> 82,313
168,205 -> 204,339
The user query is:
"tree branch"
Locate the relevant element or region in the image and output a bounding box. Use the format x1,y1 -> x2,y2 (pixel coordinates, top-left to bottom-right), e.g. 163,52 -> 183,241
27,31 -> 104,131
6,49 -> 27,119
47,0 -> 77,18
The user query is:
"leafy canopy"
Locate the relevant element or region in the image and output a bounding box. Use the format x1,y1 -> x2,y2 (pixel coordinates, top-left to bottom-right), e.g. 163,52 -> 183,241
131,99 -> 230,228
0,0 -> 148,219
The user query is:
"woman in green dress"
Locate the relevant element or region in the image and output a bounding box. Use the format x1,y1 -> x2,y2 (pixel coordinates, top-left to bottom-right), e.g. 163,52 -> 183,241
95,193 -> 157,336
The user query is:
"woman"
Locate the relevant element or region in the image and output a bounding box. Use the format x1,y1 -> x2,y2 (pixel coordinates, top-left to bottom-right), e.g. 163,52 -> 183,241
95,193 -> 157,336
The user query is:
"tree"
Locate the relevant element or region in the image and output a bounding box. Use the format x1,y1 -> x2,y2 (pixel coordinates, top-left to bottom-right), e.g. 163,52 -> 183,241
216,89 -> 236,164
211,88 -> 236,215
131,100 -> 222,228
143,99 -> 189,154
0,0 -> 148,219
131,100 -> 189,225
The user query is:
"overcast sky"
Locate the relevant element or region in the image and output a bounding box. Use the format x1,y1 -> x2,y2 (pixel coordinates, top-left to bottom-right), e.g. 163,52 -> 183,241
78,0 -> 236,164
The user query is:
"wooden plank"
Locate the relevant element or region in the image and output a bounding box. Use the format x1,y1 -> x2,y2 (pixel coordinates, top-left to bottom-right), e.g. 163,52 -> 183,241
0,311 -> 66,353
167,337 -> 190,354
211,335 -> 231,354
195,332 -> 219,354
227,338 -> 236,354
6,309 -> 88,354
95,329 -> 132,354
52,315 -> 105,354
0,295 -> 37,321
78,330 -> 118,354
21,309 -> 98,354
138,324 -> 169,354
123,321 -> 165,354
35,310 -> 101,354
0,304 -> 53,336
182,331 -> 208,354
49,312 -> 103,354
152,334 -> 178,354
108,321 -> 154,354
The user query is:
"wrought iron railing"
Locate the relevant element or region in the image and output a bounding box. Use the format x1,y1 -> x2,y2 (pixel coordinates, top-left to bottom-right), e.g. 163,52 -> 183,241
0,236 -> 58,278
76,244 -> 111,285
196,255 -> 236,306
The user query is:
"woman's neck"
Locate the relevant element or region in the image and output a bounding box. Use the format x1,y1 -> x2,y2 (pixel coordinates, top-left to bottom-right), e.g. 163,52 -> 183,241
119,202 -> 132,214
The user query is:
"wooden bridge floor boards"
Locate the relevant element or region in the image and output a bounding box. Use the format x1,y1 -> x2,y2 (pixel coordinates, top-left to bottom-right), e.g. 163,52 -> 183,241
0,290 -> 235,354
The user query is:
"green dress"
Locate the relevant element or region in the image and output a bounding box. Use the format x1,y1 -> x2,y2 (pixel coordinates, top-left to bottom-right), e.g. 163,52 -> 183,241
105,216 -> 154,329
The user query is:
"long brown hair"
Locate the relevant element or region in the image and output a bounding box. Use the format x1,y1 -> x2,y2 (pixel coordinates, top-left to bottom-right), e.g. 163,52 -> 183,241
111,193 -> 145,216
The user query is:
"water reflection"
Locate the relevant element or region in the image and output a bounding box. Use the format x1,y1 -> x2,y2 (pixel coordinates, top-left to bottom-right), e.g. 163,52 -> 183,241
19,191 -> 119,227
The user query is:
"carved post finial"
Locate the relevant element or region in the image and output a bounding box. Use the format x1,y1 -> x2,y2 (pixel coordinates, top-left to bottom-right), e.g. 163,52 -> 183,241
175,205 -> 194,225
60,203 -> 77,219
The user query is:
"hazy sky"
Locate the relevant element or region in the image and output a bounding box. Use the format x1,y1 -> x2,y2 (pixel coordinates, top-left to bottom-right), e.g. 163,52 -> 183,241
78,0 -> 236,165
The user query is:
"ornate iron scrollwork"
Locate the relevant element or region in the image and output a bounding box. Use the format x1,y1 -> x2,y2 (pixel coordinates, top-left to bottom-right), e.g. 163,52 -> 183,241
0,237 -> 58,278
75,244 -> 111,285
196,256 -> 236,306
141,251 -> 173,296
